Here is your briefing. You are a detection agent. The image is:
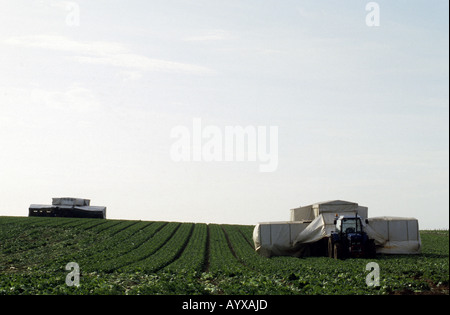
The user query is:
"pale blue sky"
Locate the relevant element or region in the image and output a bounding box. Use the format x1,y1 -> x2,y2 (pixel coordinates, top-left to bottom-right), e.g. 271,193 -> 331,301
0,0 -> 448,228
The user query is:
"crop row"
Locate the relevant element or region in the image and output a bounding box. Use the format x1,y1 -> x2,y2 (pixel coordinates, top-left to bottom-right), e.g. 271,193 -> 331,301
162,223 -> 208,274
125,223 -> 195,273
206,224 -> 247,276
0,218 -> 137,273
0,217 -> 448,295
86,222 -> 176,272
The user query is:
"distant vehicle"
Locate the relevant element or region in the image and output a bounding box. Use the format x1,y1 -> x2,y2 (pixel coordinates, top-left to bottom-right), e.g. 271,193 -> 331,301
29,197 -> 106,219
328,215 -> 376,259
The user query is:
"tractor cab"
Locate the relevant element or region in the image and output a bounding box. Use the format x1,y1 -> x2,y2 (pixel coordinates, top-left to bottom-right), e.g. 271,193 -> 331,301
329,215 -> 376,259
335,215 -> 364,235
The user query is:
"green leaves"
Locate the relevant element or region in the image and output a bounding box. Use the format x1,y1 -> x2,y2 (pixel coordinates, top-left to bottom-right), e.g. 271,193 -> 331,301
0,217 -> 448,295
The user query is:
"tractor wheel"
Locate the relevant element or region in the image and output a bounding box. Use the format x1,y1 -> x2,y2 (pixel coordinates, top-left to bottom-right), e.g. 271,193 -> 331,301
365,239 -> 377,258
333,243 -> 342,260
328,238 -> 334,258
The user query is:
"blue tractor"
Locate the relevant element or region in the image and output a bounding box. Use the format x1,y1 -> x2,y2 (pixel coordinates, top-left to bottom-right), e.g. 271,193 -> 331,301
328,215 -> 376,259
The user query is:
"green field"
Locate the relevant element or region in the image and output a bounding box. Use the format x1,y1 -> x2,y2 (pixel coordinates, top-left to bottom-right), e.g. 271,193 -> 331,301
0,216 -> 448,295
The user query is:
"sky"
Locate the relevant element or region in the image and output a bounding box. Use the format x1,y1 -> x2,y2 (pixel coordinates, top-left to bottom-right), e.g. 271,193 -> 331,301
0,0 -> 448,229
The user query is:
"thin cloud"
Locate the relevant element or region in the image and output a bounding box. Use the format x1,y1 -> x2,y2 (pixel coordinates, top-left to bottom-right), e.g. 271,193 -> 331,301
0,85 -> 102,115
3,35 -> 124,55
3,34 -> 214,75
184,29 -> 233,42
73,53 -> 213,74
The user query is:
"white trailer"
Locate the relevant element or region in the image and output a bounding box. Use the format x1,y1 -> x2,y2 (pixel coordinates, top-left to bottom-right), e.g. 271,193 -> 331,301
365,216 -> 421,254
253,200 -> 421,257
29,197 -> 106,219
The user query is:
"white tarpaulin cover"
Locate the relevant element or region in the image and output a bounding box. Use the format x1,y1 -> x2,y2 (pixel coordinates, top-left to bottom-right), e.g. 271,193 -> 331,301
253,221 -> 311,257
293,215 -> 327,245
254,201 -> 422,257
365,217 -> 421,254
52,198 -> 90,206
290,200 -> 368,222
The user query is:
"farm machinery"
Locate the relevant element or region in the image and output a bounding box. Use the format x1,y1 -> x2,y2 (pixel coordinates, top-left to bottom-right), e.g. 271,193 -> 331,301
29,198 -> 107,219
328,215 -> 376,259
253,200 -> 421,258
